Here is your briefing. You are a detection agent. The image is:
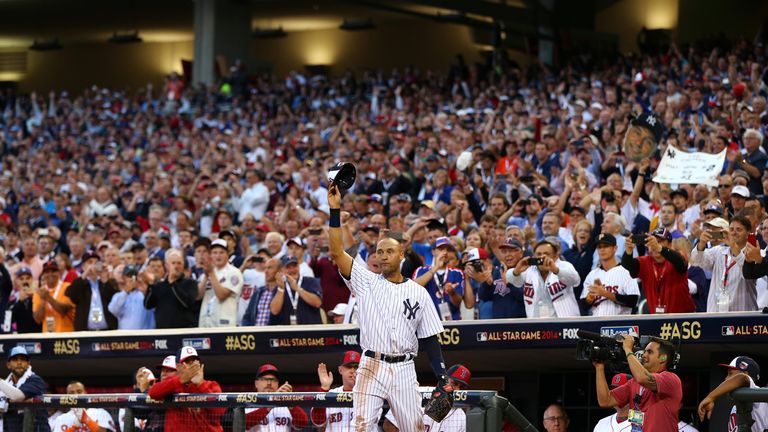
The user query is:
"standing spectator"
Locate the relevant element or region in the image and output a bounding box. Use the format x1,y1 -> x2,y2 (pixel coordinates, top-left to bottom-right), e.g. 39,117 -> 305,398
241,258 -> 282,326
476,239 -> 525,319
563,219 -> 600,314
237,254 -> 266,326
9,237 -> 43,282
0,251 -> 12,319
581,234 -> 639,316
32,261 -> 74,332
728,129 -> 767,196
412,237 -> 464,320
148,347 -> 225,432
144,249 -> 199,328
237,169 -> 270,222
65,253 -> 118,331
7,267 -> 42,333
697,356 -> 767,432
245,364 -> 309,430
197,239 -> 243,327
691,216 -> 758,312
269,255 -> 323,325
286,237 -> 314,278
308,234 -> 350,315
507,240 -> 582,317
0,347 -> 50,431
622,228 -> 695,314
49,381 -> 116,431
108,264 -> 155,330
311,351 -> 360,430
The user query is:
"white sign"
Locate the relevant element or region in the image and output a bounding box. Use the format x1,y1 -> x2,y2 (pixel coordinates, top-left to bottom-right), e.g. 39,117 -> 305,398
652,145 -> 726,186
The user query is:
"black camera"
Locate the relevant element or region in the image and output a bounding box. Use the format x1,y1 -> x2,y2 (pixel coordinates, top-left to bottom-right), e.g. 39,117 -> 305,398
469,260 -> 484,272
575,330 -> 648,371
123,265 -> 139,278
528,257 -> 544,266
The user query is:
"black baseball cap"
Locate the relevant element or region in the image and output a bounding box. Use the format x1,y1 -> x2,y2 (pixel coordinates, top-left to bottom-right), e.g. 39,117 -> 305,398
719,356 -> 760,382
670,189 -> 688,200
596,233 -> 617,247
631,112 -> 664,143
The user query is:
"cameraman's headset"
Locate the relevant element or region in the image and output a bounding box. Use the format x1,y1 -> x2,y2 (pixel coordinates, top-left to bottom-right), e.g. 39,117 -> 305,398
635,337 -> 681,370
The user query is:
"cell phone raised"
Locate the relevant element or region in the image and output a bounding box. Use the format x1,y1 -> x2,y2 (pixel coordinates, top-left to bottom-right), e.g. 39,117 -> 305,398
527,257 -> 544,266
631,234 -> 647,244
748,233 -> 757,246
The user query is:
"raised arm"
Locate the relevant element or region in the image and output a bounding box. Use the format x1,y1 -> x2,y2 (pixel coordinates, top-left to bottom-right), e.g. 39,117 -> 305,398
328,184 -> 353,279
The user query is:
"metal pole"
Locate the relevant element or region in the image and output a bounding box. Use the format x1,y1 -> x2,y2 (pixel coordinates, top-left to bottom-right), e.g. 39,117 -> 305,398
233,406 -> 245,432
123,407 -> 135,432
734,400 -> 755,432
22,407 -> 34,432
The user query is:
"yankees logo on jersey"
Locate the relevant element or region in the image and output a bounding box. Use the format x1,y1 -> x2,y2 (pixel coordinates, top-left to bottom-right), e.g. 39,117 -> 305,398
581,265 -> 640,316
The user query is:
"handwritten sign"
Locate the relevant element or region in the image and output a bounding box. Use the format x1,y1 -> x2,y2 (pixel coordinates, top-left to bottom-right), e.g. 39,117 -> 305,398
652,145 -> 725,186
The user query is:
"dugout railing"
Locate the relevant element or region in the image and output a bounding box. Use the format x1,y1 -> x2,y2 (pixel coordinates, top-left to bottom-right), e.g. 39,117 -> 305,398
11,390 -> 539,432
731,387 -> 768,432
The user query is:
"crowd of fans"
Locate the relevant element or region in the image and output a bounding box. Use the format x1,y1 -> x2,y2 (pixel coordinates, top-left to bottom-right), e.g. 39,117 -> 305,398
1,35 -> 768,333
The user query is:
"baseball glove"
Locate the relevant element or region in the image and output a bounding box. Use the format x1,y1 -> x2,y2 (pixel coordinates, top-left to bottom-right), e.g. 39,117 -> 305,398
424,380 -> 454,422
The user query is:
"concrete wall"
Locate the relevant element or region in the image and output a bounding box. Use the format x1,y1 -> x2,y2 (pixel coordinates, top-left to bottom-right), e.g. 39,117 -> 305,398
595,0 -> 680,53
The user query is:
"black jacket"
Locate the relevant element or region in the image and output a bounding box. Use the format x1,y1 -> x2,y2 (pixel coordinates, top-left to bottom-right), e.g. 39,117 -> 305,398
65,277 -> 119,331
144,277 -> 200,328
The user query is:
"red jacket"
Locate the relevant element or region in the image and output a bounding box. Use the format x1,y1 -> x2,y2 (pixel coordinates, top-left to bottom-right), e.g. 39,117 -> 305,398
148,375 -> 225,432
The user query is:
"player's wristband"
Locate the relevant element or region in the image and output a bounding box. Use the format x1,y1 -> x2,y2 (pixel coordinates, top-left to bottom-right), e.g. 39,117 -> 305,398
625,351 -> 634,358
329,209 -> 341,227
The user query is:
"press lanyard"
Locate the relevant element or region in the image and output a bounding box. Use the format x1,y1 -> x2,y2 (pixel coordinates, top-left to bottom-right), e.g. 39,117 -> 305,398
286,277 -> 303,310
723,254 -> 738,287
433,270 -> 448,302
652,262 -> 666,296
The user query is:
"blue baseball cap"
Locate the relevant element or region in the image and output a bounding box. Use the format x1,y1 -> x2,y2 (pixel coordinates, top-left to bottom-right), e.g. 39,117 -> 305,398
8,346 -> 29,361
432,237 -> 455,251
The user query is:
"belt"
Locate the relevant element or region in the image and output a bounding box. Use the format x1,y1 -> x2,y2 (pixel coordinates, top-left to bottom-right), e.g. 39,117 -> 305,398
363,350 -> 414,363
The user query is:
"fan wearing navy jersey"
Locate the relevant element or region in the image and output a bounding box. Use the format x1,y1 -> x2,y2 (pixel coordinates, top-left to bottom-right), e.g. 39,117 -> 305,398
581,234 -> 639,316
245,364 -> 309,431
327,182 -> 447,432
311,351 -> 360,431
413,237 -> 464,320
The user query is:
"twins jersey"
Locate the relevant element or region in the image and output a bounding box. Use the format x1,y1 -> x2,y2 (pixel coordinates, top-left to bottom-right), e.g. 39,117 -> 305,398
312,386 -> 355,431
246,407 -> 297,432
727,377 -> 768,432
199,263 -> 243,327
384,386 -> 466,432
593,414 -> 698,432
581,265 -> 639,316
506,259 -> 581,317
238,269 -> 265,325
347,261 -> 444,354
50,408 -> 116,432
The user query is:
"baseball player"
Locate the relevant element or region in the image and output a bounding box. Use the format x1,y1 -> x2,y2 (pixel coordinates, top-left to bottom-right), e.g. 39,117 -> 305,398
581,234 -> 639,316
507,239 -> 581,317
311,351 -> 360,431
245,364 -> 309,431
49,381 -> 116,431
382,364 -> 471,432
698,356 -> 767,432
327,182 -> 448,432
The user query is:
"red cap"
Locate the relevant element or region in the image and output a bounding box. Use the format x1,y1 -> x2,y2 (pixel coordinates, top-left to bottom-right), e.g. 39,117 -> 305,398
254,223 -> 270,232
447,364 -> 471,386
342,351 -> 360,366
733,82 -> 747,98
257,364 -> 280,379
610,373 -> 632,388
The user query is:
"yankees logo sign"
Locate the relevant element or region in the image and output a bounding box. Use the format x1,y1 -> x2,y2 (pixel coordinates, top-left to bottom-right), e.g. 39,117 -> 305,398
403,298 -> 420,320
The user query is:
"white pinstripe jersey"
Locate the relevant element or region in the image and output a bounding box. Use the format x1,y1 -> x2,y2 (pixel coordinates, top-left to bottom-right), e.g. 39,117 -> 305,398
582,265 -> 640,316
384,386 -> 466,432
245,407 -> 295,432
347,261 -> 444,355
313,386 -> 355,431
593,415 -> 698,432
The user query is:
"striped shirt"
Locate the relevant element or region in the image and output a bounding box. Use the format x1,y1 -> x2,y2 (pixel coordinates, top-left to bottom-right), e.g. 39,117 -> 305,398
690,245 -> 758,312
582,265 -> 639,316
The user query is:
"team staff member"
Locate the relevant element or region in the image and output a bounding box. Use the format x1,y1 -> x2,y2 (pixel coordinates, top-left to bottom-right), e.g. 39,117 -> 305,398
382,364 -> 472,432
326,181 -> 447,432
507,239 -> 582,317
698,356 -> 767,432
311,351 -> 360,431
49,381 -> 116,431
198,239 -> 243,327
622,228 -> 695,313
594,335 -> 682,432
148,346 -> 225,432
1,347 -> 50,431
244,364 -> 309,431
413,237 -> 464,321
593,374 -> 633,432
581,234 -> 639,316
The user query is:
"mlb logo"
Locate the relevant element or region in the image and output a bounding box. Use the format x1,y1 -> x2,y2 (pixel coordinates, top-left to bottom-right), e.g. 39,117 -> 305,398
269,339 -> 280,348
477,332 -> 488,342
722,326 -> 735,336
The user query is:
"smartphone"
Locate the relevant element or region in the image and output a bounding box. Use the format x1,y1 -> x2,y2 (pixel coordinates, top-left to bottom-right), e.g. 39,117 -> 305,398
708,230 -> 724,241
308,228 -> 322,236
319,246 -> 329,253
748,233 -> 757,246
631,234 -> 646,244
528,257 -> 544,266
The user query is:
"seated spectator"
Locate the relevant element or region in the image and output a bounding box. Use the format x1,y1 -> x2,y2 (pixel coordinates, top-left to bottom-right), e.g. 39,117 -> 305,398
0,347 -> 49,431
65,253 -> 118,331
143,249 -> 199,328
148,347 -> 225,432
32,261 -> 74,332
245,364 -> 309,430
108,264 -> 155,330
197,239 -> 243,327
270,255 -> 323,325
49,381 -> 116,431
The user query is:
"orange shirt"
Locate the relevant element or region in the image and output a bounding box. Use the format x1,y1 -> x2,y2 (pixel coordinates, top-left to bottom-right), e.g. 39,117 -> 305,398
32,281 -> 75,333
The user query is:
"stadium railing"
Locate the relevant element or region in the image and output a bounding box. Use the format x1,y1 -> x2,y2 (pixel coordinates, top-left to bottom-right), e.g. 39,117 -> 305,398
11,390 -> 540,432
731,387 -> 768,432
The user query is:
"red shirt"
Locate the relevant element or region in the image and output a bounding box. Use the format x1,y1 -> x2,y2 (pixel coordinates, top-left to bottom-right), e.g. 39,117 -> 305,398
635,256 -> 695,313
611,371 -> 682,432
148,375 -> 225,432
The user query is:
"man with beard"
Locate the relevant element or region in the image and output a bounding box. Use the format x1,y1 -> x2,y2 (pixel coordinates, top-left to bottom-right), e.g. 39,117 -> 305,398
0,347 -> 50,431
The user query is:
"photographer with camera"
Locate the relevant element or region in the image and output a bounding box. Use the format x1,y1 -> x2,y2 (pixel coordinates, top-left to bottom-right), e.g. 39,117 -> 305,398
109,263 -> 155,329
144,249 -> 200,329
594,334 -> 682,432
621,228 -> 695,314
507,239 -> 581,317
413,237 -> 464,321
32,261 -> 74,333
65,252 -> 119,331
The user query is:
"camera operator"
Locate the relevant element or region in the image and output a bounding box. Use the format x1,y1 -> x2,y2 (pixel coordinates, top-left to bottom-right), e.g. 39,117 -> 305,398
594,335 -> 682,432
507,239 -> 581,317
622,228 -> 694,314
